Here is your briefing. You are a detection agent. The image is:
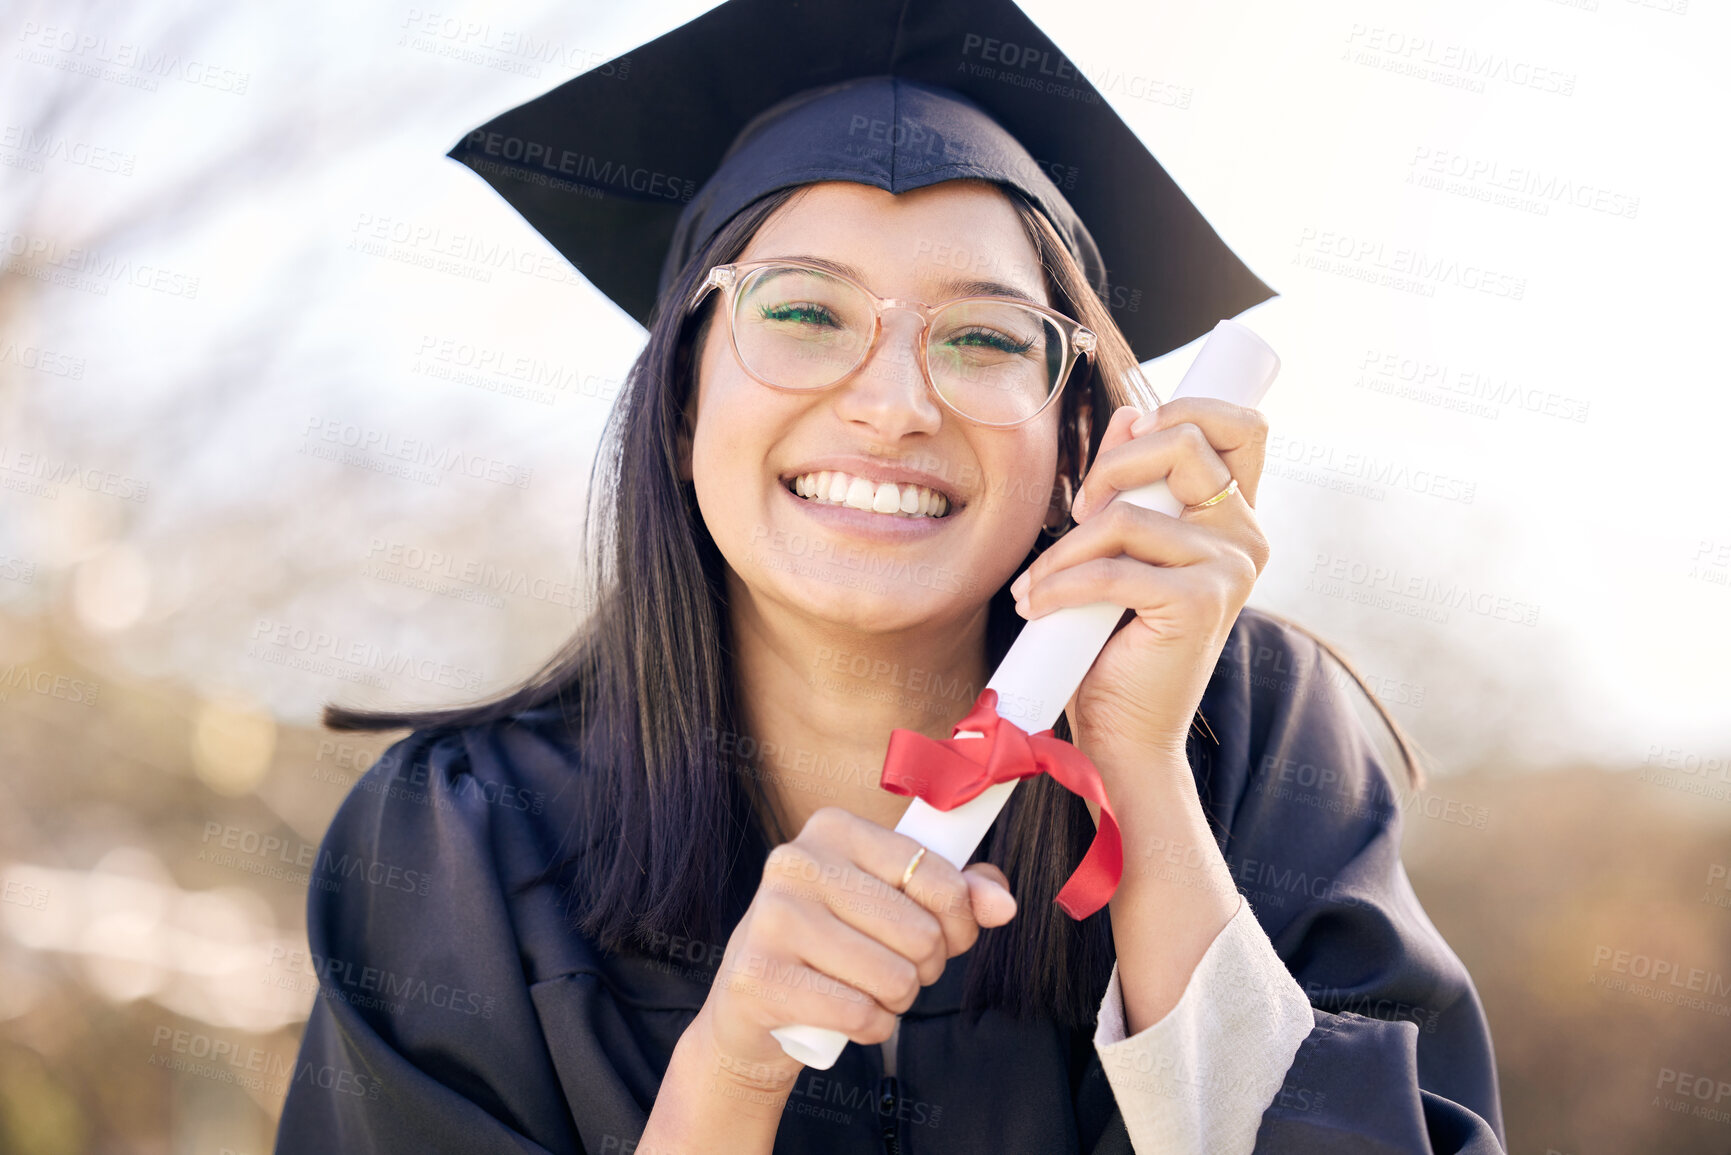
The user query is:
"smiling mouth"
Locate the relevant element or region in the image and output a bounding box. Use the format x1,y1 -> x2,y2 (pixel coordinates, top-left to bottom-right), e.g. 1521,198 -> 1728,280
786,470 -> 953,519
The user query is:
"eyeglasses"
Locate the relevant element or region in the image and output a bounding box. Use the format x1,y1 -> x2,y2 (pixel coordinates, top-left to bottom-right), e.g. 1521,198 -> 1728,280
686,259 -> 1095,428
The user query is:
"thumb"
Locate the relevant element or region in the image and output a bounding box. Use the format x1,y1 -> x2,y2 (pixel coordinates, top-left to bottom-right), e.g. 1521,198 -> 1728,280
962,863 -> 1017,926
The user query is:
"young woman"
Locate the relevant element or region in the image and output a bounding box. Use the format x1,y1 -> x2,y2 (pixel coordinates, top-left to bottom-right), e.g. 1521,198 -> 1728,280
275,7 -> 1505,1154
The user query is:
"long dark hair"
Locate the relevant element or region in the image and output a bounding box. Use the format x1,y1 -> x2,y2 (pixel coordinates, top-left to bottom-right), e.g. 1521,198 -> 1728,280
325,182 -> 1427,1029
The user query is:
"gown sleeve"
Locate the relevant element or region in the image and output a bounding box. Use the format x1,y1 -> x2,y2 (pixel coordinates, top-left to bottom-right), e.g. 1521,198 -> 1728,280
1090,895 -> 1316,1154
1197,608 -> 1507,1153
273,726 -> 583,1155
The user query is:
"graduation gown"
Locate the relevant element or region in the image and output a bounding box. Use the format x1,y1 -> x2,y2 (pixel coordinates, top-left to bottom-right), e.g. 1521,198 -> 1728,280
274,606 -> 1506,1153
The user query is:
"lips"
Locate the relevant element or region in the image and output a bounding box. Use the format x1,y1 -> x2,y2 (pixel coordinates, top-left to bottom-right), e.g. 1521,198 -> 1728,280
787,470 -> 950,519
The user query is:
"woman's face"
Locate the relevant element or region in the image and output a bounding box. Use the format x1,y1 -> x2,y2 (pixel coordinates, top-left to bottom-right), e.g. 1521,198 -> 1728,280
686,179 -> 1062,638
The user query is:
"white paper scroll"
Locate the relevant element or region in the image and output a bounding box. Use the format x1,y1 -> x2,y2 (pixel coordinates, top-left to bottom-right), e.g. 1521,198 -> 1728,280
772,319 -> 1282,1069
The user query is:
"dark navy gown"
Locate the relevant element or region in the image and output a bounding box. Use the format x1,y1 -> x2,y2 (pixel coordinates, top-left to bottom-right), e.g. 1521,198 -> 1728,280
273,606 -> 1506,1153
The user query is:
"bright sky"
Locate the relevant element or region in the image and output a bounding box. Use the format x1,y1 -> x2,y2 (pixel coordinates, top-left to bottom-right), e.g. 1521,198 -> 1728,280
1,0 -> 1726,777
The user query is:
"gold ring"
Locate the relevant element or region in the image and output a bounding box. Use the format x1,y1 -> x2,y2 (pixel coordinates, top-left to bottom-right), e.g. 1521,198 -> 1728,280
1190,476 -> 1238,510
897,846 -> 928,892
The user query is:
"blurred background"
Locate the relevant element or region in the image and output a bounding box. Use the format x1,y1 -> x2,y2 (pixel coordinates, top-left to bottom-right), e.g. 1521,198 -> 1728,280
1,0 -> 1727,1151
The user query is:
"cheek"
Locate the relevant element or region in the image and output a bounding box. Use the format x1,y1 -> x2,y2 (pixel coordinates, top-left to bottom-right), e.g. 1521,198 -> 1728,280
689,339 -> 750,483
687,344 -> 803,544
979,428 -> 1060,536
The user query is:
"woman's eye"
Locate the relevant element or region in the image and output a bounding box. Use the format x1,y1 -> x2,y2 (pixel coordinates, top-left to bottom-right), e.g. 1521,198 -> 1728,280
759,302 -> 838,327
946,327 -> 1034,354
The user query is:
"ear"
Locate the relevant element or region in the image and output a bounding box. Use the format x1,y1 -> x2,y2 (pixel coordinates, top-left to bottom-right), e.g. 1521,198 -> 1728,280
1058,394 -> 1084,507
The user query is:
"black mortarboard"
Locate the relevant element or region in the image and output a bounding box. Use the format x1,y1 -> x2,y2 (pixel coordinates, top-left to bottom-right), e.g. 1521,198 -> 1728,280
447,0 -> 1274,363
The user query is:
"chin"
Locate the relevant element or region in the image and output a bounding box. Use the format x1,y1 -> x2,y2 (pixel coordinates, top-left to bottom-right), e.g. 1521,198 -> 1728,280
765,565 -> 965,633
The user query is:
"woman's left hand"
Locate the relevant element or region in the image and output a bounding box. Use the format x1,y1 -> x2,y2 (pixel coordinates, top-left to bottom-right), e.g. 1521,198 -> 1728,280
1008,399 -> 1271,789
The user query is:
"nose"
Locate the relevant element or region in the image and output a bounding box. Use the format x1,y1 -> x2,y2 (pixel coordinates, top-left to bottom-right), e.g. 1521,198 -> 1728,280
829,307 -> 944,438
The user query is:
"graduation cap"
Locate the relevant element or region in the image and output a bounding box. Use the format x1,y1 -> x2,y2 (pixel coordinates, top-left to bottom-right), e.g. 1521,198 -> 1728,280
447,0 -> 1274,363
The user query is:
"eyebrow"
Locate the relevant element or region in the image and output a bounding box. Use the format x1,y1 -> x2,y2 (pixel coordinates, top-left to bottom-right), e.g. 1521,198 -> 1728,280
772,253 -> 1044,305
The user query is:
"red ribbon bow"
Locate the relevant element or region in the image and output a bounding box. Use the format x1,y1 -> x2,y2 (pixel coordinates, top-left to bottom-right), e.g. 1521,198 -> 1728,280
879,689 -> 1122,920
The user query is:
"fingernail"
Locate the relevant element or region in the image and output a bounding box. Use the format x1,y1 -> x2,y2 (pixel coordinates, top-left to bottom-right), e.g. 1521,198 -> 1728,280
1130,409 -> 1160,437
1010,572 -> 1029,599
1070,490 -> 1090,521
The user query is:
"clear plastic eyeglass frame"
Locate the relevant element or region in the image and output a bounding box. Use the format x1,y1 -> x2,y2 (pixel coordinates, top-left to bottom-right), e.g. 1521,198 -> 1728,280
685,258 -> 1097,429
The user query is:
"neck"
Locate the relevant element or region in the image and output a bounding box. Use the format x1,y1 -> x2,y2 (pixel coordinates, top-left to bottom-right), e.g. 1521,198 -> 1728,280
728,581 -> 993,843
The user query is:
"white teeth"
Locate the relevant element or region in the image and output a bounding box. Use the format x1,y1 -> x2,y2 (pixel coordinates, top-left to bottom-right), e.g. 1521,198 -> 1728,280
786,470 -> 953,519
844,476 -> 875,511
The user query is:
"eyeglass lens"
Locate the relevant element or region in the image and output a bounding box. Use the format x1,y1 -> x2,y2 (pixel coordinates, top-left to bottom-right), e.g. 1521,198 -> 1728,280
731,265 -> 1065,425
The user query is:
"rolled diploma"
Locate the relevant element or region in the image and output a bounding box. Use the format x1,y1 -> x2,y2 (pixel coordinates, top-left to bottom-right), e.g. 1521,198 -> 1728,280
771,318 -> 1282,1069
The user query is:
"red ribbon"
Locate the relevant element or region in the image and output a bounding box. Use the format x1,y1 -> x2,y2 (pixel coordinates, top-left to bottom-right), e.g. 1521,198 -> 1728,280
879,689 -> 1122,920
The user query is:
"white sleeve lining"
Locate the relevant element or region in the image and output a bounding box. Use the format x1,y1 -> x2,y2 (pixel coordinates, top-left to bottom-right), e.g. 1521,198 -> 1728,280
1091,896 -> 1315,1154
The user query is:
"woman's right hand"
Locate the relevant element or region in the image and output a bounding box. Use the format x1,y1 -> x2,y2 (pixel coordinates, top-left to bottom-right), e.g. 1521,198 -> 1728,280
690,805 -> 1018,1085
